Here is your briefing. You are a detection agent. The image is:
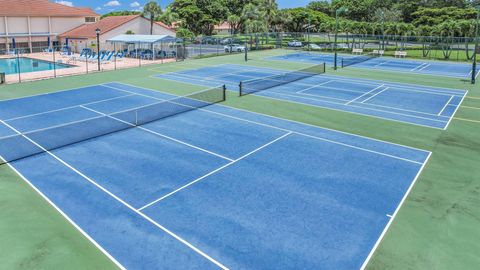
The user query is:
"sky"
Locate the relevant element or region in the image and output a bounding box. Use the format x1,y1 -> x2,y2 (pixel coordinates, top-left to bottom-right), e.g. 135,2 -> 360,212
53,0 -> 312,14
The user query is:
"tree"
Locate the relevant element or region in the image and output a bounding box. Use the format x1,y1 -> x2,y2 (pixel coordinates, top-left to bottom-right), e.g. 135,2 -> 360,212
101,11 -> 142,19
227,14 -> 241,34
307,1 -> 332,16
282,8 -> 333,33
143,1 -> 162,35
171,0 -> 227,35
159,6 -> 178,26
176,28 -> 195,38
260,0 -> 278,31
372,8 -> 402,23
331,0 -> 375,21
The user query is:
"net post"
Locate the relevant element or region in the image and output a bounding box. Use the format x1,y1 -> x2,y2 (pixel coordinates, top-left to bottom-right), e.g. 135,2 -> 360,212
323,62 -> 326,73
239,81 -> 243,97
222,85 -> 226,101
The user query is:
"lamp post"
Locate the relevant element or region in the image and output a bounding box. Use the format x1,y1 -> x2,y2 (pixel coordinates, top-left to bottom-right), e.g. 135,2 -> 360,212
472,6 -> 480,84
96,28 -> 101,72
334,7 -> 348,70
381,10 -> 385,50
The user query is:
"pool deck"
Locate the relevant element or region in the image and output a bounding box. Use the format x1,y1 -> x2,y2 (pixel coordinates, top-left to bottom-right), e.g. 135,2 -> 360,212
0,53 -> 175,84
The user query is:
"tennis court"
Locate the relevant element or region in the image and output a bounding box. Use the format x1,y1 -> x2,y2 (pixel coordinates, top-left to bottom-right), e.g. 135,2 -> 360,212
156,64 -> 467,129
267,52 -> 477,78
0,82 -> 430,269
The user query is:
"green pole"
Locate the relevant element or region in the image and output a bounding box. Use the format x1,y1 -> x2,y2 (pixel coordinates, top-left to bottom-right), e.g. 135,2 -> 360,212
472,7 -> 479,84
381,11 -> 385,50
334,7 -> 347,70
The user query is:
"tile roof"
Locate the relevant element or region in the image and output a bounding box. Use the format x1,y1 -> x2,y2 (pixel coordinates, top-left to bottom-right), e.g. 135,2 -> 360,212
59,15 -> 140,38
0,0 -> 98,17
60,15 -> 175,38
215,22 -> 231,30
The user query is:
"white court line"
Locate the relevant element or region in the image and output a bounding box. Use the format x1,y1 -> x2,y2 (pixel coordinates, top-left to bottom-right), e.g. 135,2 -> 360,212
418,63 -> 431,71
4,93 -> 137,122
79,105 -> 234,162
345,84 -> 385,105
0,82 -> 116,102
103,82 -> 428,163
437,95 -> 455,116
360,152 -> 432,270
360,87 -> 390,104
410,62 -> 427,71
0,145 -> 126,270
109,82 -> 432,156
444,90 -> 469,130
0,119 -> 229,270
115,85 -> 427,164
295,80 -> 334,94
138,132 -> 293,211
274,90 -> 448,124
251,91 -> 448,129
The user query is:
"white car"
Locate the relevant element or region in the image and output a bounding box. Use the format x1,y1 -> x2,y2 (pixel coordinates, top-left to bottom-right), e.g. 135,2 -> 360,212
224,44 -> 246,52
288,40 -> 303,47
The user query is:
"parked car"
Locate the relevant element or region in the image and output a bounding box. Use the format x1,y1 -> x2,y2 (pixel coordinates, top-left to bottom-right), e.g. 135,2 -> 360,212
305,43 -> 323,50
224,44 -> 246,52
220,38 -> 238,45
287,40 -> 303,47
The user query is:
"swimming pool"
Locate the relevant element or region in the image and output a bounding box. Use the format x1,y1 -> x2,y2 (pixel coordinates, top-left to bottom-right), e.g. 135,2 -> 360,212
0,57 -> 73,75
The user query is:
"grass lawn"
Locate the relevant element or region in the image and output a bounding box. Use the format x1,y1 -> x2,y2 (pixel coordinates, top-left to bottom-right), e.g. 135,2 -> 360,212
1,49 -> 479,269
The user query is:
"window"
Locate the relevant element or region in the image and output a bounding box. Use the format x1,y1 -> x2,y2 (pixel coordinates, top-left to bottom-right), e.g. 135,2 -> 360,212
85,17 -> 96,23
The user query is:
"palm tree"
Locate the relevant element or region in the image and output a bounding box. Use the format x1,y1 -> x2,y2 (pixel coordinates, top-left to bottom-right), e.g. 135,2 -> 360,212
143,1 -> 162,35
159,6 -> 178,27
260,0 -> 278,32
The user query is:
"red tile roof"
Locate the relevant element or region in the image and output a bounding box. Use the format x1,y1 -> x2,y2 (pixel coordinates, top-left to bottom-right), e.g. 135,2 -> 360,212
215,22 -> 231,30
60,15 -> 175,38
59,15 -> 140,38
0,0 -> 98,17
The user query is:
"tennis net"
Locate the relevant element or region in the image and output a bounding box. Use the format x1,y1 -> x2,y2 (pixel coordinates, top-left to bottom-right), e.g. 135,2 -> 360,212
341,53 -> 379,68
0,85 -> 226,165
239,63 -> 326,96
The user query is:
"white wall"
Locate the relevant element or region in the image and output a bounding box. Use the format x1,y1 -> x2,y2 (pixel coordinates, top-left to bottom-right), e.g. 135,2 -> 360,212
0,17 -> 5,34
7,17 -> 28,34
99,17 -> 176,43
30,17 -> 50,34
50,17 -> 86,34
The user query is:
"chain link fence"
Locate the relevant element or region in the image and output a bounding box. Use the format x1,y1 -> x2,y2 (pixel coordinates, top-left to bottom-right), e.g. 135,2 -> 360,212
1,32 -> 477,84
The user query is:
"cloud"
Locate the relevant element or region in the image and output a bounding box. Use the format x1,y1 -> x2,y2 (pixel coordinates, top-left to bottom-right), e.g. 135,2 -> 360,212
55,0 -> 74,6
130,1 -> 140,7
104,1 -> 121,7
95,7 -> 102,10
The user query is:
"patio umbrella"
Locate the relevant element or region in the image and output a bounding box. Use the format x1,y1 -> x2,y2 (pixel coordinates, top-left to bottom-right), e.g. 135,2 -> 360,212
65,38 -> 69,48
12,38 -> 16,49
47,36 -> 51,47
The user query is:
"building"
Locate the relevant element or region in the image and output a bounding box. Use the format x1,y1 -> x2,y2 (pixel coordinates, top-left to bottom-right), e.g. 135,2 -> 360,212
59,15 -> 176,53
0,0 -> 99,53
213,22 -> 232,35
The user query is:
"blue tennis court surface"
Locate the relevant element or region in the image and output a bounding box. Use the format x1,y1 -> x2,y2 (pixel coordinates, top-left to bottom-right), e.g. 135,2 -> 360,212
267,52 -> 477,78
0,82 -> 431,269
156,64 -> 467,129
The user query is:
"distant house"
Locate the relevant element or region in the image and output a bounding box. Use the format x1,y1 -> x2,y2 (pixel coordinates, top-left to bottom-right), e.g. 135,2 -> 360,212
0,0 -> 99,52
214,22 -> 232,35
59,15 -> 176,53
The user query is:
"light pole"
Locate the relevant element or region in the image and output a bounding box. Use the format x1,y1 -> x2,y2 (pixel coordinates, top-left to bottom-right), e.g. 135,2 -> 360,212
381,10 -> 385,50
472,6 -> 480,84
333,7 -> 348,70
96,28 -> 101,72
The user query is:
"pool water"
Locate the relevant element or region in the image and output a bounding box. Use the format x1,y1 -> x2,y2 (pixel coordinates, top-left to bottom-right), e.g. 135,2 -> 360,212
0,57 -> 72,75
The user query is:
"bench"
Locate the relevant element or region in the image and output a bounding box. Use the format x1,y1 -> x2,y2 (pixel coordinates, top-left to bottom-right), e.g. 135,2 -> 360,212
394,51 -> 407,58
372,49 -> 384,56
352,48 -> 363,55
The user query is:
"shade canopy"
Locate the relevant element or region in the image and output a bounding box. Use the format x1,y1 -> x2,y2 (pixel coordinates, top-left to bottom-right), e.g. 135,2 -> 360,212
107,34 -> 177,44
